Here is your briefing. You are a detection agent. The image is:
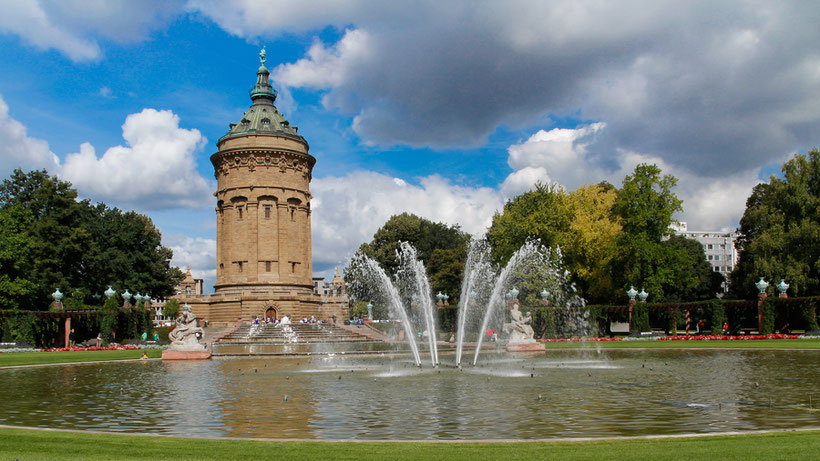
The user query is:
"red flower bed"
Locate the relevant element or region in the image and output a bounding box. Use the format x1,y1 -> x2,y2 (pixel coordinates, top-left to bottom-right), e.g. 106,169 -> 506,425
657,334 -> 802,341
537,333 -> 803,342
38,345 -> 141,352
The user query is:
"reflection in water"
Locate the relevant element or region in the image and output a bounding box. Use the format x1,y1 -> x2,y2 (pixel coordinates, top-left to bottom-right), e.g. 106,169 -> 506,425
0,350 -> 818,440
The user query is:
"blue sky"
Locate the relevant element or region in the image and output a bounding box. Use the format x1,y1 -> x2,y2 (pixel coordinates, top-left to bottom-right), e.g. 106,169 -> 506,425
1,1 -> 818,292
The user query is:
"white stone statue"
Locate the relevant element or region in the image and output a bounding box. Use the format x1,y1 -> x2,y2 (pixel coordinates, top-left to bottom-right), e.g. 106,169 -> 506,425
168,305 -> 204,350
503,303 -> 536,344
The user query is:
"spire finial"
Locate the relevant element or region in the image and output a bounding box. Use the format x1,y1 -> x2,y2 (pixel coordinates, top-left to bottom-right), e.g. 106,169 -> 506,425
259,46 -> 266,65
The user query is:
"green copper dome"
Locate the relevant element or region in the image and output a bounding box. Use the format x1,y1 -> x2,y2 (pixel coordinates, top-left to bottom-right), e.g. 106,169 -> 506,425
218,47 -> 307,146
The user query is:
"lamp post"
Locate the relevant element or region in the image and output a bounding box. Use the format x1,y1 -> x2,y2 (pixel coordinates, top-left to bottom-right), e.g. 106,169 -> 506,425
776,279 -> 789,298
52,288 -> 64,311
638,288 -> 648,303
755,277 -> 768,335
626,285 -> 637,329
366,301 -> 374,320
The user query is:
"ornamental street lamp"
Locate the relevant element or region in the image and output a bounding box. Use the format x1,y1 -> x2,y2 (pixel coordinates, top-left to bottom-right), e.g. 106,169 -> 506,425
755,277 -> 769,294
104,286 -> 116,299
626,286 -> 638,301
638,288 -> 649,303
776,279 -> 789,297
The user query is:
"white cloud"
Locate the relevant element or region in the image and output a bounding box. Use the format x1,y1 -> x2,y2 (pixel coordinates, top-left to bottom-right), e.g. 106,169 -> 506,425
167,234 -> 216,293
0,0 -> 182,61
192,2 -> 820,176
272,29 -> 370,89
502,123 -> 765,231
500,166 -> 551,199
311,171 -> 504,269
0,94 -> 60,177
60,108 -> 212,209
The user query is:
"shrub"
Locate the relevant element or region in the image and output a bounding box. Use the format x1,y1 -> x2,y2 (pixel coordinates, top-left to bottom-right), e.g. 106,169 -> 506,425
631,303 -> 650,332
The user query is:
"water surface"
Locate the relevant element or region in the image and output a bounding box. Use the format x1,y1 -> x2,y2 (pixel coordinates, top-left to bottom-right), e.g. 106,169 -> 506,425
0,349 -> 817,439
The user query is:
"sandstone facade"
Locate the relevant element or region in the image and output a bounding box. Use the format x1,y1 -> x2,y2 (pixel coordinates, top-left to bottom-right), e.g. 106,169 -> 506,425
182,49 -> 348,324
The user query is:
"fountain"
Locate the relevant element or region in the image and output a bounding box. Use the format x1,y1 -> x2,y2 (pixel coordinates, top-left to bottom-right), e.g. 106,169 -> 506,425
348,237 -> 587,367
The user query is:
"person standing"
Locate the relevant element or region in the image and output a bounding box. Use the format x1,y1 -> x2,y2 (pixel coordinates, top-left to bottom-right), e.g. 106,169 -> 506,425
95,332 -> 102,348
68,328 -> 76,347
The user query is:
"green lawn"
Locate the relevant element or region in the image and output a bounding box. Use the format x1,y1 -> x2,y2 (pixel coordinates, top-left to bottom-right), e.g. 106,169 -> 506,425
542,338 -> 820,349
0,349 -> 162,367
0,427 -> 817,460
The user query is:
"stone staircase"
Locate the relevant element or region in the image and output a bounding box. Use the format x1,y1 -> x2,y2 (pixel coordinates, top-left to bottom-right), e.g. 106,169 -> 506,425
216,322 -> 375,344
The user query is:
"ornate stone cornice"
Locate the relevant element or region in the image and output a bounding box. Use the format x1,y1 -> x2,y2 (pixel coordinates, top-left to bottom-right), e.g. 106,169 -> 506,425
211,148 -> 315,180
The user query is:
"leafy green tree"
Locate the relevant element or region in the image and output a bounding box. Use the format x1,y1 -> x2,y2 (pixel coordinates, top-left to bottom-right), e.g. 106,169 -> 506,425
613,163 -> 682,241
0,169 -> 91,305
354,213 -> 468,304
0,206 -> 38,309
606,164 -> 711,304
0,169 -> 183,308
487,182 -> 569,265
163,298 -> 180,320
731,149 -> 820,297
487,183 -> 621,304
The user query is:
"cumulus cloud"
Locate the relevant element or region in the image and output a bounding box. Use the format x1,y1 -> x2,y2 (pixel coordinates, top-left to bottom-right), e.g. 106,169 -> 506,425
0,94 -> 60,177
192,1 -> 820,178
60,108 -> 212,209
0,0 -> 182,61
167,235 -> 216,293
311,171 -> 504,270
503,123 -> 765,231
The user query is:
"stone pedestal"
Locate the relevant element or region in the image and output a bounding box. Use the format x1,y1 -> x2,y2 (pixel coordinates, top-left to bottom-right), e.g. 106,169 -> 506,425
162,349 -> 212,360
506,342 -> 546,352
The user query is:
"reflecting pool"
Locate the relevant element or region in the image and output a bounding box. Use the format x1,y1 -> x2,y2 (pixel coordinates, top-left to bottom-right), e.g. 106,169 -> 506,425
0,349 -> 818,439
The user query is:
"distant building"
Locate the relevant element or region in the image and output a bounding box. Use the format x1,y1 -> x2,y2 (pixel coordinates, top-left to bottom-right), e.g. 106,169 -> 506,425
312,268 -> 350,320
175,266 -> 204,297
670,222 -> 738,292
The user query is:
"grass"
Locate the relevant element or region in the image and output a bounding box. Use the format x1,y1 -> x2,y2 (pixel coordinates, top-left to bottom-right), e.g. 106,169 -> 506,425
541,338 -> 820,349
0,349 -> 162,367
0,426 -> 817,460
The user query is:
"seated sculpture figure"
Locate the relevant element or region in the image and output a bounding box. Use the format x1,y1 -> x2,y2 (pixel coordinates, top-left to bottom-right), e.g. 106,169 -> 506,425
503,303 -> 536,344
168,305 -> 204,350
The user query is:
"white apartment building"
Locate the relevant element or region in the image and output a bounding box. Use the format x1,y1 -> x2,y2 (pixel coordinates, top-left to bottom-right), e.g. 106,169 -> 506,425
670,222 -> 738,292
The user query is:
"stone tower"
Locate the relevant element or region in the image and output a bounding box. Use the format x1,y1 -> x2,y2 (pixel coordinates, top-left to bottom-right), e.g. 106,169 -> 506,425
211,48 -> 314,295
185,48 -> 332,323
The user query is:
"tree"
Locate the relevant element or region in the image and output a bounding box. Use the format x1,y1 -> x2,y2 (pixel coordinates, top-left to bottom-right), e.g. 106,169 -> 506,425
606,164 -> 698,303
0,169 -> 91,305
0,169 -> 183,308
731,149 -> 820,297
163,298 -> 180,320
487,182 -> 569,265
0,206 -> 38,309
487,183 -> 621,304
355,213 -> 468,304
613,163 -> 682,241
